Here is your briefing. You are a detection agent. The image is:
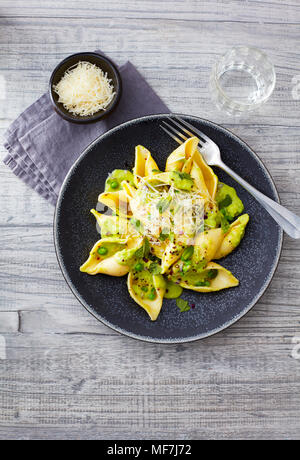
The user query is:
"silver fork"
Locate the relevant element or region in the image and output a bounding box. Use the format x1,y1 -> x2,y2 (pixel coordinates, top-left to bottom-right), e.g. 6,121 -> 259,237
160,115 -> 300,239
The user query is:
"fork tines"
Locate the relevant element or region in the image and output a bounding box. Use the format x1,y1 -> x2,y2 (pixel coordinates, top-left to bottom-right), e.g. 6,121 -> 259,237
160,115 -> 209,147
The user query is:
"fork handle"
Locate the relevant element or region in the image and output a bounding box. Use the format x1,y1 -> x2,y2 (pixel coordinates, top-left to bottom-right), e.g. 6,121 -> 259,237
218,161 -> 300,239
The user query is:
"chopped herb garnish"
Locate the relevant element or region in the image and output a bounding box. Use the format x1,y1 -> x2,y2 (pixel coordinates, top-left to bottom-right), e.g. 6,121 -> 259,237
144,238 -> 150,258
218,194 -> 232,210
135,238 -> 150,259
159,228 -> 170,241
130,218 -> 144,233
220,213 -> 230,233
221,207 -> 233,222
176,298 -> 191,312
159,232 -> 169,241
134,246 -> 144,259
148,253 -> 160,262
149,263 -> 162,275
156,196 -> 172,214
173,204 -> 182,215
176,171 -> 192,181
181,246 -> 194,261
207,269 -> 218,280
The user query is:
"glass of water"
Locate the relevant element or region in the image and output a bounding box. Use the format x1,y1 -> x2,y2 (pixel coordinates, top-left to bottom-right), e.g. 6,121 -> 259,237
210,46 -> 276,116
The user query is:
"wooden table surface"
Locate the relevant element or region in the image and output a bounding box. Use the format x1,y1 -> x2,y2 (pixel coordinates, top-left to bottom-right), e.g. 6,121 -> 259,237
0,0 -> 300,440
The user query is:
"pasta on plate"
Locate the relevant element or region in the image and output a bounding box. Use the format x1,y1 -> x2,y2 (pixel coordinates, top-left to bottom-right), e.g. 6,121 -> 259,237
80,137 -> 249,321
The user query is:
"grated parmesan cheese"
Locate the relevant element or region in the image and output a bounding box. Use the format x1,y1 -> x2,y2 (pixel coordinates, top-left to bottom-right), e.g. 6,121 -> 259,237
53,61 -> 116,116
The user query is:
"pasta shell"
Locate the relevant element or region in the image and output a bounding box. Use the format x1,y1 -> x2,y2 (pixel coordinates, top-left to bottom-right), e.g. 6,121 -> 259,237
190,161 -> 210,198
90,209 -> 130,237
192,150 -> 218,200
133,145 -> 159,186
179,262 -> 239,292
165,137 -> 198,172
98,190 -> 132,217
127,272 -> 166,321
121,180 -> 137,198
193,228 -> 224,263
80,238 -> 128,275
93,256 -> 131,277
214,214 -> 249,259
161,242 -> 184,274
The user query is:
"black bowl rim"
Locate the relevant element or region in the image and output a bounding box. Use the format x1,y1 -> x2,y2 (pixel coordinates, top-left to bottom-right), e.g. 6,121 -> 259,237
49,52 -> 122,124
54,113 -> 283,343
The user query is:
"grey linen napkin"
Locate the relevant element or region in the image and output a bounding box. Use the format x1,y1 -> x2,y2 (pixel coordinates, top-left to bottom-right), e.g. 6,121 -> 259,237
3,60 -> 169,206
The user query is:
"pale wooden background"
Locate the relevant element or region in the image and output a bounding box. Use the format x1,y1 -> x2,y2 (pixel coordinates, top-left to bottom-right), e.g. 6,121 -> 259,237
0,0 -> 300,440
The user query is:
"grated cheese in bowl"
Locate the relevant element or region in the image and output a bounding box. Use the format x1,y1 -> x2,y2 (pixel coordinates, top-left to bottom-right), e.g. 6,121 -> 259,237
53,61 -> 116,116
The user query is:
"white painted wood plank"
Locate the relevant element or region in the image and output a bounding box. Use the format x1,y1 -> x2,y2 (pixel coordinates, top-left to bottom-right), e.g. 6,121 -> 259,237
0,17 -> 299,127
0,332 -> 299,439
1,0 -> 299,23
0,425 -> 299,440
0,312 -> 19,333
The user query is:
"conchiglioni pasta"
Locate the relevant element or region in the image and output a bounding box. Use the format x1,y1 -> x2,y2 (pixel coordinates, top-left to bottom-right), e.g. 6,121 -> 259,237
80,137 -> 249,321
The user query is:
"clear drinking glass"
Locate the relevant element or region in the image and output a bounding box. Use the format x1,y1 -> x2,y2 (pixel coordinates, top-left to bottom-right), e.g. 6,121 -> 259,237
210,46 -> 276,116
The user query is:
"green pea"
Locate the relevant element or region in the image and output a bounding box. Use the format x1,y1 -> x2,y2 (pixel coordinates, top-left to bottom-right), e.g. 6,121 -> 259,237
181,246 -> 194,261
98,246 -> 108,256
148,288 -> 157,301
134,262 -> 144,272
110,180 -> 119,189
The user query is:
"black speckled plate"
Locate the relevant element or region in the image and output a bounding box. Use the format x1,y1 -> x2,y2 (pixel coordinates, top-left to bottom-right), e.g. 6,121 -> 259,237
54,114 -> 283,343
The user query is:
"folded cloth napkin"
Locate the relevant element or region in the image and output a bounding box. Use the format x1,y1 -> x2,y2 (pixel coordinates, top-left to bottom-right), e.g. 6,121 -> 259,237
3,56 -> 169,206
